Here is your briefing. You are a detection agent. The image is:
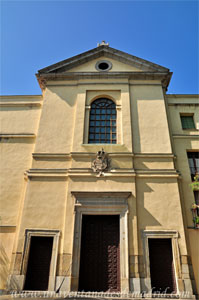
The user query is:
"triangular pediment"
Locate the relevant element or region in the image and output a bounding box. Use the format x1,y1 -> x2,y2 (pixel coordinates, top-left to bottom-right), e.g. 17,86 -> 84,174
38,45 -> 169,74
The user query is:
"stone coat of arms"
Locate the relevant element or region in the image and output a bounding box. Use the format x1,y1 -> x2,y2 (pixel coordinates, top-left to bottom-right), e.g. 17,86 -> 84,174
91,149 -> 110,176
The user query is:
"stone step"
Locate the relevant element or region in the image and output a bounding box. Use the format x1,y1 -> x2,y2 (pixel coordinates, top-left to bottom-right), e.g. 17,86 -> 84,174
0,294 -> 196,300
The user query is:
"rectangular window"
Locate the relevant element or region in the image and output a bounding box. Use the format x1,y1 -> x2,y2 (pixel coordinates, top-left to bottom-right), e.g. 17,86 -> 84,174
187,152 -> 199,181
180,115 -> 195,129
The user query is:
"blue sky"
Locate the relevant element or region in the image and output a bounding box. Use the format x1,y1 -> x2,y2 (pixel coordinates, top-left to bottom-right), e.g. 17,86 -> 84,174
1,0 -> 198,95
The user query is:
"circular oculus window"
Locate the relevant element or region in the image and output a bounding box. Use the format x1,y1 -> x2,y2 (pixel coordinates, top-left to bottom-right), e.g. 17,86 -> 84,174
95,60 -> 112,71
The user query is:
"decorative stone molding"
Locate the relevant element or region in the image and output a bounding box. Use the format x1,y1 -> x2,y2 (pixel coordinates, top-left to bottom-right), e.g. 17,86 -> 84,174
95,60 -> 112,72
36,72 -> 172,88
24,168 -> 136,179
72,191 -> 131,206
91,149 -> 110,176
38,78 -> 47,90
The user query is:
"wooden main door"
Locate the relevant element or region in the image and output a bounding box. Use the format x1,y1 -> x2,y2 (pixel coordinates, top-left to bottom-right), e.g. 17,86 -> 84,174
148,238 -> 176,294
79,215 -> 120,292
24,236 -> 53,290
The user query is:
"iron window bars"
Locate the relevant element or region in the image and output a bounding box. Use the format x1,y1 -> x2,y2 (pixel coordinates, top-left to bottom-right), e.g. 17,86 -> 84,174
88,98 -> 116,144
187,152 -> 199,181
181,115 -> 195,129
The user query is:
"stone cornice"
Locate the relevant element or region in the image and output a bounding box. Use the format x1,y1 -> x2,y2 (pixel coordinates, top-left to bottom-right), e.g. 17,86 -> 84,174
168,103 -> 199,106
135,169 -> 179,178
24,169 -> 68,180
37,71 -> 171,80
0,95 -> 42,99
32,152 -> 177,159
36,71 -> 172,90
0,95 -> 43,107
0,102 -> 42,107
32,152 -> 134,159
166,94 -> 199,98
0,133 -> 36,138
71,191 -> 132,199
71,152 -> 134,158
25,168 -> 179,179
134,153 -> 176,159
173,134 -> 199,139
32,153 -> 71,159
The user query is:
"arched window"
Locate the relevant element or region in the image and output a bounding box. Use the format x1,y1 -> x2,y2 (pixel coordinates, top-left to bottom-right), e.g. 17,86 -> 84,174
88,98 -> 116,144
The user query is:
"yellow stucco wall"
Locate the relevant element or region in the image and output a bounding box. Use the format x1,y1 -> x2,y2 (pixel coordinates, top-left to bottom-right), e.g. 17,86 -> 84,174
0,96 -> 42,225
130,85 -> 172,153
0,57 -> 198,295
0,96 -> 42,290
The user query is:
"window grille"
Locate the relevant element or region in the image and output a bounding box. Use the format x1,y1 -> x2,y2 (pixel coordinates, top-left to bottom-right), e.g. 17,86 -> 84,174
88,98 -> 116,144
181,115 -> 195,129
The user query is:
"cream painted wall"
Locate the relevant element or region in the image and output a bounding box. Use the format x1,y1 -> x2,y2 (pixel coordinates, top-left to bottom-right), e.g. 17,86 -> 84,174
130,85 -> 172,153
16,179 -> 68,252
134,157 -> 174,169
0,96 -> 42,225
0,107 -> 41,133
136,178 -> 187,253
0,64 -> 198,295
0,141 -> 35,225
35,86 -> 76,153
168,105 -> 199,134
0,96 -> 42,290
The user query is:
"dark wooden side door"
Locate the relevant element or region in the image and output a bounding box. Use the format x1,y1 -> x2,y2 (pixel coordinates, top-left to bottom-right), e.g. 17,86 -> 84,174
24,236 -> 53,290
148,238 -> 176,294
79,215 -> 120,292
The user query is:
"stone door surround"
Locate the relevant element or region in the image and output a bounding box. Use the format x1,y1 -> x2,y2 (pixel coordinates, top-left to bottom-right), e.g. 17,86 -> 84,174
71,191 -> 131,293
20,229 -> 60,291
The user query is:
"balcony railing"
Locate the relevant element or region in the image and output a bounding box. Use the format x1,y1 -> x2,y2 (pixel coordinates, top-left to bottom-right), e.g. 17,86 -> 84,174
191,204 -> 199,228
190,168 -> 199,181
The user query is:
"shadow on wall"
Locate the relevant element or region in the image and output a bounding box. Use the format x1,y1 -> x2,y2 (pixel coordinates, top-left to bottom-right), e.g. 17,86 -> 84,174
137,177 -> 181,229
131,86 -> 166,153
48,86 -> 77,107
138,181 -> 162,227
0,137 -> 35,144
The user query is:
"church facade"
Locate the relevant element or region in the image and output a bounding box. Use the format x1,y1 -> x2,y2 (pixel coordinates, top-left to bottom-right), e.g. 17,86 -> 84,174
0,43 -> 198,298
